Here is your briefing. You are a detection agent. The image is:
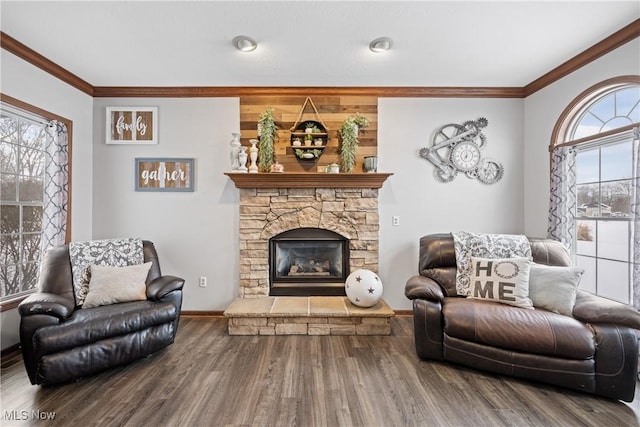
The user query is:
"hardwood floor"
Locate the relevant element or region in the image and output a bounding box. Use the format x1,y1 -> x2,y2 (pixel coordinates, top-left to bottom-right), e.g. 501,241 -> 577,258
2,316 -> 639,426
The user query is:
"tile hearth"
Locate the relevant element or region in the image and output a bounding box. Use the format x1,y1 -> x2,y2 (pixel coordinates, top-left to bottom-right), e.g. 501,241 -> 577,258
224,297 -> 394,336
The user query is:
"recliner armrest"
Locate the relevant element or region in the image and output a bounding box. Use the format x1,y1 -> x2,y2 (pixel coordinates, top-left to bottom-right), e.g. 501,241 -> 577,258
147,275 -> 185,301
573,290 -> 640,329
405,275 -> 445,302
18,292 -> 75,320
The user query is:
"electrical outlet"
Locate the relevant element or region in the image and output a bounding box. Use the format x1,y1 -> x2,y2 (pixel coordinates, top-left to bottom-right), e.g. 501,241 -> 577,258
392,216 -> 400,226
199,276 -> 207,288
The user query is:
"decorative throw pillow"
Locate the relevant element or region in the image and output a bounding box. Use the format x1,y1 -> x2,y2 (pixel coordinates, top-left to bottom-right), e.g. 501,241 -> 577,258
529,263 -> 584,316
452,232 -> 532,296
68,237 -> 144,306
82,262 -> 152,308
468,256 -> 533,309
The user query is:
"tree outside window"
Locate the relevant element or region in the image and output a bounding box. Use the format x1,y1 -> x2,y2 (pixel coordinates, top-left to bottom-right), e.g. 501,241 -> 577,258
1,112 -> 46,299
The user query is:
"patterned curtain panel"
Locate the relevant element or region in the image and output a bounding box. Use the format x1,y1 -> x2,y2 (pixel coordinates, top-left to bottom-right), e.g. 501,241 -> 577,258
548,146 -> 577,254
633,128 -> 640,310
41,120 -> 69,252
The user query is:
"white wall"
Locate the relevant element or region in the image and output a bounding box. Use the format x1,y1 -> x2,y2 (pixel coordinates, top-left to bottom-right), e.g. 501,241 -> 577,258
523,39 -> 640,237
1,51 -> 94,349
92,98 -> 240,311
91,97 -> 525,311
378,98 -> 525,309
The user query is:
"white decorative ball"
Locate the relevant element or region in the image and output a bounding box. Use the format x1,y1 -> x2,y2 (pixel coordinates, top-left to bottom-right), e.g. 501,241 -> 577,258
345,269 -> 383,307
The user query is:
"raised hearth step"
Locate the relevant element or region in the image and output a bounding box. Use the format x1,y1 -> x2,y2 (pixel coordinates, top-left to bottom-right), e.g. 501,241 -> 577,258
223,297 -> 394,336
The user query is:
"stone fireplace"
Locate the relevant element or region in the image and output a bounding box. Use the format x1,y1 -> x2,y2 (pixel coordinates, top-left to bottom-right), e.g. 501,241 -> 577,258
237,186 -> 382,298
224,173 -> 393,335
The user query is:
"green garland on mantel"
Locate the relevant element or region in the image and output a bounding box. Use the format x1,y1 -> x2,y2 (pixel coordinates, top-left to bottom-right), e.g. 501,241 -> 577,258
258,107 -> 277,172
339,113 -> 370,172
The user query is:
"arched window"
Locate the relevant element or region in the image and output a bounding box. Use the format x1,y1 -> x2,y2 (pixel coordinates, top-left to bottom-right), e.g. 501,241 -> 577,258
550,76 -> 639,306
569,85 -> 639,140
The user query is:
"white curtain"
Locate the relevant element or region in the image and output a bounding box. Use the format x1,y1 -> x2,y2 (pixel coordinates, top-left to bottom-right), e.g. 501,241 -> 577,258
41,120 -> 69,252
548,146 -> 577,253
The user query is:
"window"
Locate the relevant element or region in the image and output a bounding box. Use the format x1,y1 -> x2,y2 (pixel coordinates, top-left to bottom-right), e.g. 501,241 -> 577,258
0,95 -> 71,309
1,110 -> 47,301
575,136 -> 633,303
570,86 -> 640,140
552,77 -> 639,305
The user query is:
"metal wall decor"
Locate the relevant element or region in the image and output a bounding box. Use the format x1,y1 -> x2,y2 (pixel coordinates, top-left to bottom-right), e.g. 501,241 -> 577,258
419,117 -> 504,184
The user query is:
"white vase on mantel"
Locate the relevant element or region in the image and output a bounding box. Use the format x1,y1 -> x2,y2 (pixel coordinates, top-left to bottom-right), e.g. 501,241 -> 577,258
248,139 -> 259,173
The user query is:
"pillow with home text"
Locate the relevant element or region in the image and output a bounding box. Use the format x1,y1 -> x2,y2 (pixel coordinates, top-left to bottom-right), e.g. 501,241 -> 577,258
468,256 -> 533,309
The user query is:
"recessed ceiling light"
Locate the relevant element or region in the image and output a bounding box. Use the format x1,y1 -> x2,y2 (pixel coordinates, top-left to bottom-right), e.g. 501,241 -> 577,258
369,37 -> 392,53
232,35 -> 257,52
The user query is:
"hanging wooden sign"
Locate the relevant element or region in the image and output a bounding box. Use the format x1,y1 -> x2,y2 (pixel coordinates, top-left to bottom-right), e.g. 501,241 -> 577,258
135,158 -> 194,192
106,107 -> 158,144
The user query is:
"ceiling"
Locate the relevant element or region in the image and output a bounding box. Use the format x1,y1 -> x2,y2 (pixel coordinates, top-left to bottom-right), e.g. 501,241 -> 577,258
1,1 -> 638,88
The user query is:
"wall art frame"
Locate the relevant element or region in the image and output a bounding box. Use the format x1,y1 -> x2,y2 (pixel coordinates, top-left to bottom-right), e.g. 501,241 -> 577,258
106,106 -> 158,144
135,157 -> 194,192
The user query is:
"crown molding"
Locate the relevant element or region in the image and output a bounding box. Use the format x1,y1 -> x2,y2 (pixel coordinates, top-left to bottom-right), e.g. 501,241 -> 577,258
2,18 -> 638,99
0,32 -> 94,96
92,86 -> 524,98
523,18 -> 640,97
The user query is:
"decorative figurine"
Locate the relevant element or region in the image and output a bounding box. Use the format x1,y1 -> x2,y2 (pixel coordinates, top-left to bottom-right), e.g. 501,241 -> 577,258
270,162 -> 284,173
238,146 -> 248,173
229,132 -> 241,171
248,139 -> 259,173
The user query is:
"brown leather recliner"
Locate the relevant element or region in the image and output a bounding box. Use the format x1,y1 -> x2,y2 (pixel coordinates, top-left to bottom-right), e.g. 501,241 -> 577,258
405,233 -> 640,402
18,240 -> 184,385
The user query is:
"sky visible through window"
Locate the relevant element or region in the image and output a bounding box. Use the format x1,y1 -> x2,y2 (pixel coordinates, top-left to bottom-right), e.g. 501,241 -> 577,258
572,86 -> 640,140
576,140 -> 632,184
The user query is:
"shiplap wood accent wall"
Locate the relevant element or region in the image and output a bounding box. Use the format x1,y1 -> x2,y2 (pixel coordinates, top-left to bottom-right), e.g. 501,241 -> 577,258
240,96 -> 378,173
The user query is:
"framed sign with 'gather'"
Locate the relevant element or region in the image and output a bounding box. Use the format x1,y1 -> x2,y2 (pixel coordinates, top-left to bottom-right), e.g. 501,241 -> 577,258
106,107 -> 158,144
135,158 -> 195,192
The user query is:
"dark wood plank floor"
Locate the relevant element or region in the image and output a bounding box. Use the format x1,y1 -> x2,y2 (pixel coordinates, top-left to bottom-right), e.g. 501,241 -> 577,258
2,316 -> 639,426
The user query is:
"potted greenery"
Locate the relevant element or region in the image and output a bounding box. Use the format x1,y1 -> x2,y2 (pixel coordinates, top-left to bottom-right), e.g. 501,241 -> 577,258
304,133 -> 313,146
338,113 -> 370,172
258,107 -> 277,172
305,121 -> 316,134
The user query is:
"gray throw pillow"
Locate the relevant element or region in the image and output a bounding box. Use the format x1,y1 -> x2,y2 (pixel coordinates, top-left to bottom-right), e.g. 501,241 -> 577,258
529,263 -> 584,316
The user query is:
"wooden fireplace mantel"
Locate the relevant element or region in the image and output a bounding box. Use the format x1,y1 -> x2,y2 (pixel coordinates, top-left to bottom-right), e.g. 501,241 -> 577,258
224,172 -> 393,189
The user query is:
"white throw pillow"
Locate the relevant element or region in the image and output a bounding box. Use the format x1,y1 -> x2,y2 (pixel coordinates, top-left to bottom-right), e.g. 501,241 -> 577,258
82,262 -> 152,308
529,263 -> 584,316
468,256 -> 533,309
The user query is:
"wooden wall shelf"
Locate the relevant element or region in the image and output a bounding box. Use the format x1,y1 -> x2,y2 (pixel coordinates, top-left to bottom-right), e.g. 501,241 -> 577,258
225,172 -> 393,189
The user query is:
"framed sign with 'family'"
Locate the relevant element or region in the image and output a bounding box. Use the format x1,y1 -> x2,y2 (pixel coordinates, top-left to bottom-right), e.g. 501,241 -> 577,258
106,107 -> 158,144
135,158 -> 195,192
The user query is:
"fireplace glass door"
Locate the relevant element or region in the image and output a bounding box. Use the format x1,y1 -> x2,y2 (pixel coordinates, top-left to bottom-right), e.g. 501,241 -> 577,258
269,228 -> 349,296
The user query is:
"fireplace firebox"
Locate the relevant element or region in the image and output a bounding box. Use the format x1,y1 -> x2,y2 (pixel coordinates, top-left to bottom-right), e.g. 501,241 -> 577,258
269,228 -> 349,296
